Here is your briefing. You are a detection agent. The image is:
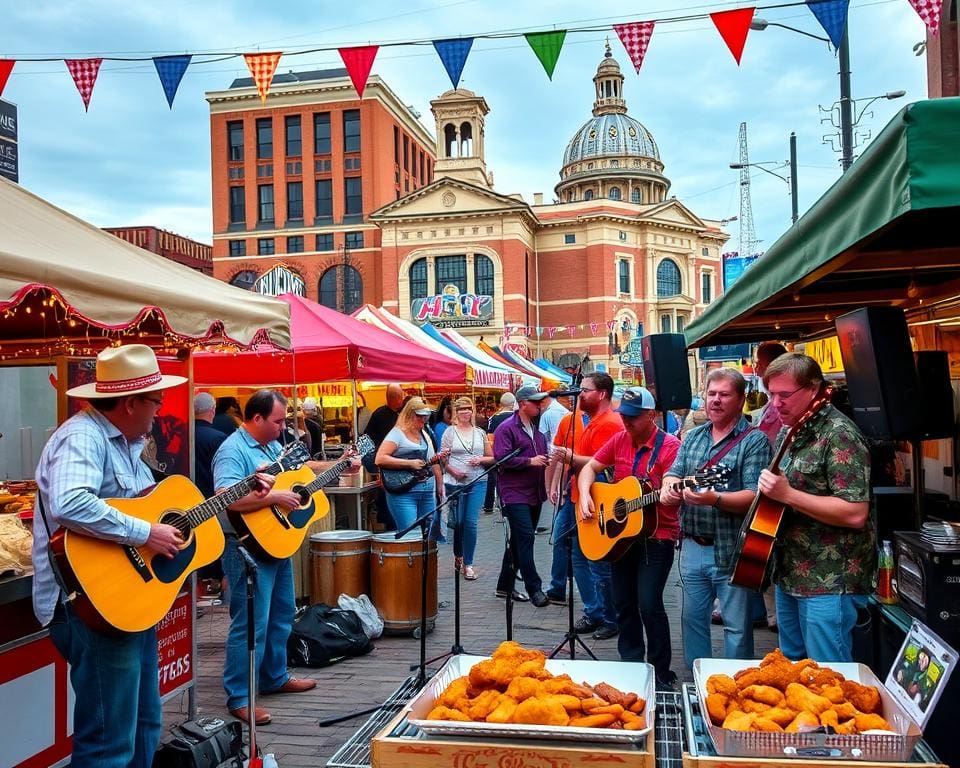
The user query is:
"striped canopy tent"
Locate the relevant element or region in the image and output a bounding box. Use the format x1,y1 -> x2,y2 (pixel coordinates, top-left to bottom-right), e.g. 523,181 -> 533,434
436,327 -> 541,388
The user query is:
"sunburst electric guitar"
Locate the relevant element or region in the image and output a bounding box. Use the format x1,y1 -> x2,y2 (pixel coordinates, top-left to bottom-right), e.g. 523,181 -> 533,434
729,386 -> 833,590
50,441 -> 311,634
231,435 -> 375,559
580,466 -> 732,562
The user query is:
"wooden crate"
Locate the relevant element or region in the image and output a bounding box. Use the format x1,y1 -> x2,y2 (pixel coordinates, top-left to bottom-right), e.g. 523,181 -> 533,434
683,751 -> 948,768
372,709 -> 655,768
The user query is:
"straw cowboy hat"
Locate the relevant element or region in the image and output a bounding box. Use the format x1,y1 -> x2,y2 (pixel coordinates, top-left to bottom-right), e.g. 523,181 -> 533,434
66,344 -> 187,399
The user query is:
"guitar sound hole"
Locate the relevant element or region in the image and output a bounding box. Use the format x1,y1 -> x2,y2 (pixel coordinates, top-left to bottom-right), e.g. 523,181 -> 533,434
613,501 -> 628,523
160,511 -> 192,545
292,484 -> 310,505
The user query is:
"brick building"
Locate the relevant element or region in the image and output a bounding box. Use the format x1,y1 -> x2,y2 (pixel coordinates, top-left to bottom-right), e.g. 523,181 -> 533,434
104,226 -> 213,275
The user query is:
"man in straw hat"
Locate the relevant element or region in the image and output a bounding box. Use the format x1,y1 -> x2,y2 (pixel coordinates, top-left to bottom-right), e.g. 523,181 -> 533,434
32,344 -> 215,766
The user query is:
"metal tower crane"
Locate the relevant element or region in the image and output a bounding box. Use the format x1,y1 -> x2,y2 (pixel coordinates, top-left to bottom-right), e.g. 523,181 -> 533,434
736,122 -> 756,258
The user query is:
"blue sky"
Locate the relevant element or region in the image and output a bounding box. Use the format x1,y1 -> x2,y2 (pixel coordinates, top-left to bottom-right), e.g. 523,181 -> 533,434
2,0 -> 929,254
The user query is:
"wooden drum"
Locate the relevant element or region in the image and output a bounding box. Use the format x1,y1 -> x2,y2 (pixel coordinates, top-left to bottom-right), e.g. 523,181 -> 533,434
369,532 -> 438,635
309,531 -> 372,606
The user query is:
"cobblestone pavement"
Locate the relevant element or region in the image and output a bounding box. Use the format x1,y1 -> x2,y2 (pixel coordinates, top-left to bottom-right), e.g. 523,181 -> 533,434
164,506 -> 778,765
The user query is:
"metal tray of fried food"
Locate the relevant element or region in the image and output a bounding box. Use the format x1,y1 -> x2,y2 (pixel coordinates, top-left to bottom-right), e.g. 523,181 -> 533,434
693,658 -> 922,761
406,654 -> 655,744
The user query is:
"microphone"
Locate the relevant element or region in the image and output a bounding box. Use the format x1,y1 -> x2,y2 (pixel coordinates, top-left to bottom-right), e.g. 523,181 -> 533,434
548,388 -> 582,398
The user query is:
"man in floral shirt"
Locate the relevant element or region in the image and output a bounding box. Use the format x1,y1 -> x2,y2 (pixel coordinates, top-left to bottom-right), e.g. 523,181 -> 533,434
757,353 -> 873,663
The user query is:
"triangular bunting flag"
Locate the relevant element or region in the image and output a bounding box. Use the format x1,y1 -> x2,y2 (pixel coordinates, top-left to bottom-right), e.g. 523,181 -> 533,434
536,326 -> 544,337
0,60 -> 14,98
153,54 -> 192,108
567,326 -> 575,338
613,21 -> 656,74
433,38 -> 474,89
907,0 -> 942,34
525,31 -> 567,79
590,322 -> 599,336
805,0 -> 849,48
607,321 -> 616,332
547,327 -> 558,339
243,52 -> 282,103
710,7 -> 755,65
339,45 -> 379,98
65,58 -> 103,111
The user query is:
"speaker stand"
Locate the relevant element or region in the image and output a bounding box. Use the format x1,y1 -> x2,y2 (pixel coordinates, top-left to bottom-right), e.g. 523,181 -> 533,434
911,438 -> 924,530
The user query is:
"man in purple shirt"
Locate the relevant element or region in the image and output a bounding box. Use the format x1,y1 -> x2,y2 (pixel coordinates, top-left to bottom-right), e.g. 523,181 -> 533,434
493,386 -> 551,607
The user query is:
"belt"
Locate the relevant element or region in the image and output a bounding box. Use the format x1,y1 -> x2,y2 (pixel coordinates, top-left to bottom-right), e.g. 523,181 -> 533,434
685,534 -> 715,546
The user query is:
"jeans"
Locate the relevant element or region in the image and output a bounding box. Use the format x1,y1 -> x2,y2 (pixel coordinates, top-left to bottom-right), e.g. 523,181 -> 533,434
496,503 -> 543,596
385,479 -> 437,534
612,538 -> 675,682
48,602 -> 162,767
446,479 -> 486,566
222,536 -> 296,709
776,588 -> 864,663
678,538 -> 754,668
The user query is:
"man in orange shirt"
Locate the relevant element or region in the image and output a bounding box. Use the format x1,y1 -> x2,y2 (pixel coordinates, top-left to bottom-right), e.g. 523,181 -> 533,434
545,372 -> 624,639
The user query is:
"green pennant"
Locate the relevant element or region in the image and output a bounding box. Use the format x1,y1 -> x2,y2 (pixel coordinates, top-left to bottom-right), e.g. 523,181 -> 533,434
525,30 -> 567,80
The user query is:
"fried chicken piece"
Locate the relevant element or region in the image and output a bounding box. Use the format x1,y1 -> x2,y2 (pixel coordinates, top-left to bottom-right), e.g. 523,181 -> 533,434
742,685 -> 785,707
629,698 -> 646,714
512,696 -> 570,726
735,658 -> 800,691
785,710 -> 821,732
853,712 -> 893,732
831,701 -> 857,721
799,665 -> 844,692
707,674 -> 739,697
763,707 -> 799,727
543,676 -> 593,698
841,680 -> 883,715
569,713 -> 616,728
741,699 -> 773,715
464,689 -> 503,720
505,676 -> 543,702
427,705 -> 471,721
593,682 -> 631,707
485,695 -> 518,724
835,718 -> 858,735
547,694 -> 584,712
516,659 -> 552,680
751,717 -> 784,732
437,676 -> 471,708
722,710 -> 757,731
759,648 -> 790,667
820,709 -> 840,729
580,697 -> 609,711
706,693 -> 729,725
820,684 -> 845,704
785,683 -> 833,715
492,640 -> 546,666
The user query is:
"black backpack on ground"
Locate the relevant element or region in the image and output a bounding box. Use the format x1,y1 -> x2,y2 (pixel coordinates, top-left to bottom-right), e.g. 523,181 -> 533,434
153,717 -> 244,768
287,603 -> 373,667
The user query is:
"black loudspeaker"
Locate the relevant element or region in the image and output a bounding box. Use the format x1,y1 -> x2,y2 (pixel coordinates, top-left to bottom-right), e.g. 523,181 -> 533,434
915,350 -> 956,440
641,333 -> 692,410
835,307 -> 922,440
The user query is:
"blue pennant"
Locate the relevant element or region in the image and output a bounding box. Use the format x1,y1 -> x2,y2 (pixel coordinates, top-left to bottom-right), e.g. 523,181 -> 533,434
433,38 -> 474,89
806,0 -> 850,49
153,54 -> 192,108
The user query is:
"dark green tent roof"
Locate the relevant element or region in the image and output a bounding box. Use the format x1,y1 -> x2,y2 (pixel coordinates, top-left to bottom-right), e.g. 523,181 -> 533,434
685,97 -> 960,347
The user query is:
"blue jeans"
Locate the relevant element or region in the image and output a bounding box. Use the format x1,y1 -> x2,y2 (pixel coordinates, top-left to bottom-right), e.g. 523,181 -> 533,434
222,536 -> 296,710
48,602 -> 161,767
612,538 -> 675,682
776,588 -> 864,663
496,503 -> 543,596
386,479 -> 437,535
679,538 -> 754,668
446,480 -> 486,566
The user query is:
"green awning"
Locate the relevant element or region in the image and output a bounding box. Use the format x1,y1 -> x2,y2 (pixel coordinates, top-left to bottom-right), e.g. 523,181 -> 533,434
685,97 -> 960,348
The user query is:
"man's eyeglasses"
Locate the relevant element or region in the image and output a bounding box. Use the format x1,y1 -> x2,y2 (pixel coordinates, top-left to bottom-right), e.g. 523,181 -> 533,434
768,386 -> 805,404
140,395 -> 163,408
579,386 -> 597,393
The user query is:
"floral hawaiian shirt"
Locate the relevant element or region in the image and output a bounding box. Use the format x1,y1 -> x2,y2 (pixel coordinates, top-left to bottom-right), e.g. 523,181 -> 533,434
775,403 -> 875,596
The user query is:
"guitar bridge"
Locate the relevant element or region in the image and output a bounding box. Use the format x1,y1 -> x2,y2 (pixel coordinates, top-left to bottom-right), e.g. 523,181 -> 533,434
597,511 -> 605,536
123,546 -> 153,583
271,505 -> 291,529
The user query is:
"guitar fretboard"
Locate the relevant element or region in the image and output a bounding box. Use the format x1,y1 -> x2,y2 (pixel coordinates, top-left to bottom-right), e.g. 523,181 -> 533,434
304,459 -> 353,494
183,455 -> 289,528
619,478 -> 697,515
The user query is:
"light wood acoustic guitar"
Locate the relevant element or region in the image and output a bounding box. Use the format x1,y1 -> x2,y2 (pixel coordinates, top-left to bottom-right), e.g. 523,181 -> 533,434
50,441 -> 311,634
729,386 -> 833,591
580,465 -> 732,562
231,435 -> 375,559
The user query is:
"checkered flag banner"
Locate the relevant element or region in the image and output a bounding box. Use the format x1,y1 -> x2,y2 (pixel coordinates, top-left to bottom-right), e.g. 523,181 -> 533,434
613,21 -> 656,74
243,52 -> 282,103
65,58 -> 103,112
907,0 -> 942,34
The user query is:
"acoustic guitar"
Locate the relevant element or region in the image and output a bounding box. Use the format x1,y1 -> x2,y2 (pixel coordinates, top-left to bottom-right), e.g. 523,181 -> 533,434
50,441 -> 311,634
729,386 -> 833,591
580,466 -> 732,562
231,435 -> 375,559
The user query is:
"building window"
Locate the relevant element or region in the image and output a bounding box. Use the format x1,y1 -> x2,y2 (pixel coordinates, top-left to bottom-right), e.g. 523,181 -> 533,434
345,231 -> 363,249
618,259 -> 630,294
701,246 -> 710,258
660,314 -> 672,333
344,177 -> 362,218
474,255 -> 494,296
228,240 -> 246,257
257,238 -> 275,255
257,265 -> 305,296
343,109 -> 360,153
228,166 -> 245,180
609,187 -> 621,201
344,157 -> 361,171
403,135 -> 409,171
287,235 -> 304,253
631,188 -> 641,203
227,121 -> 244,161
256,164 -> 272,178
564,233 -> 576,245
285,161 -> 301,176
315,179 -> 333,220
656,258 -> 681,297
257,184 -> 274,223
410,258 -> 428,301
315,158 -> 331,173
677,315 -> 685,333
316,233 -> 333,251
285,115 -> 301,157
230,270 -> 257,290
393,125 -> 399,165
435,255 -> 467,294
314,112 -> 331,154
584,189 -> 594,201
702,272 -> 712,304
229,187 -> 245,224
256,118 -> 272,159
318,265 -> 363,314
286,182 -> 303,221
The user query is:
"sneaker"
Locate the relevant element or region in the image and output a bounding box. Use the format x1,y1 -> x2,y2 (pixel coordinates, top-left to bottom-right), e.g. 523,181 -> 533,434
530,591 -> 550,608
711,609 -> 723,625
574,616 -> 601,634
495,589 -> 529,602
481,507 -> 495,515
592,624 -> 619,640
535,526 -> 549,535
545,590 -> 567,606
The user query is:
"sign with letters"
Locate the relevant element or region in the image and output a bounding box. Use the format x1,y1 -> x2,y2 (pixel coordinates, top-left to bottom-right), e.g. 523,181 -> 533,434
412,284 -> 493,327
157,588 -> 194,699
0,99 -> 17,183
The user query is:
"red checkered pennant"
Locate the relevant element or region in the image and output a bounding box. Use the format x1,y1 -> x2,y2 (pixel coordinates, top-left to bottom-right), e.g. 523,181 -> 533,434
907,0 -> 942,34
613,21 -> 656,74
590,321 -> 599,336
243,52 -> 282,103
65,58 -> 103,112
0,60 -> 14,98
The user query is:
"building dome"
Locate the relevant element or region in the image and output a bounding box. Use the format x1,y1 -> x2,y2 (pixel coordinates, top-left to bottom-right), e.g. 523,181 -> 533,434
562,113 -> 660,166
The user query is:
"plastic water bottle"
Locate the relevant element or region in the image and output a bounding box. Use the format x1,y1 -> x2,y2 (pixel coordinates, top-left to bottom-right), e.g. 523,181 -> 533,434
877,540 -> 897,604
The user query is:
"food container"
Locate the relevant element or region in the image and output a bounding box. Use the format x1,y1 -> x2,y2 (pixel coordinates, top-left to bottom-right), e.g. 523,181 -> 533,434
405,653 -> 655,745
693,658 -> 922,761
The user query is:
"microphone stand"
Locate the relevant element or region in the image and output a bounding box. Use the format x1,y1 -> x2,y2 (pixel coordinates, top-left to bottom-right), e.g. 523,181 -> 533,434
236,545 -> 263,768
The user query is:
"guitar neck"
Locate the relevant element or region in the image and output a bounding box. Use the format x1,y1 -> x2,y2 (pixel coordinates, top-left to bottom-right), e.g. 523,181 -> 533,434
185,457 -> 286,527
621,477 -> 696,514
303,458 -> 352,494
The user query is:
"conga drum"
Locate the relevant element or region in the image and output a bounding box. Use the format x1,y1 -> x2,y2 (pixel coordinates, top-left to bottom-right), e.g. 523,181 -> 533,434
309,531 -> 372,606
369,532 -> 438,635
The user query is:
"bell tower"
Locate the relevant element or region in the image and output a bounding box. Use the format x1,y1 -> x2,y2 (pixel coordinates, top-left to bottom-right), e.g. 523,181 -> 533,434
430,88 -> 492,188
593,40 -> 627,117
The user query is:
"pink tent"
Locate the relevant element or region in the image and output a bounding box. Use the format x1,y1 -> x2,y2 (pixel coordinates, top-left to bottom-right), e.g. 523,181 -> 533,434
193,293 -> 467,386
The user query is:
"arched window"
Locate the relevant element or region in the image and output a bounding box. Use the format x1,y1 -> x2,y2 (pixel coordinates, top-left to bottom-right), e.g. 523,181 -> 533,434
631,188 -> 641,204
584,189 -> 594,201
318,265 -> 363,314
609,187 -> 621,201
444,124 -> 457,158
230,270 -> 257,291
410,258 -> 428,301
459,122 -> 473,156
660,314 -> 672,333
474,254 -> 494,296
656,259 -> 681,297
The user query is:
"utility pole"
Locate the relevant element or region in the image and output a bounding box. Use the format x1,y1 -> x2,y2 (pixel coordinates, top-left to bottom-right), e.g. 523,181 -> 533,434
838,32 -> 854,172
789,132 -> 798,223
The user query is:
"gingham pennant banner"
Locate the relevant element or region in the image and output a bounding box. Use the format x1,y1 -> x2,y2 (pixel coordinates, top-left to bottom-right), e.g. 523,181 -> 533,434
0,60 -> 14,98
567,326 -> 575,338
613,21 -> 656,74
339,45 -> 380,98
805,0 -> 849,49
65,58 -> 103,111
243,52 -> 282,103
590,322 -> 599,336
907,0 -> 942,34
607,321 -> 617,332
153,54 -> 192,108
710,7 -> 755,65
547,327 -> 558,339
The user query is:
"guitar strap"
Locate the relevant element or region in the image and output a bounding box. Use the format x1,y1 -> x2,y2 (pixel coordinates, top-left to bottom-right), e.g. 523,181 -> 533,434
632,430 -> 665,482
36,492 -> 78,611
698,426 -> 755,472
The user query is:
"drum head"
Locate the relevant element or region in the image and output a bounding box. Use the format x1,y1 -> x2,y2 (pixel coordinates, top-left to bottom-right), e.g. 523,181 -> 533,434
310,530 -> 372,543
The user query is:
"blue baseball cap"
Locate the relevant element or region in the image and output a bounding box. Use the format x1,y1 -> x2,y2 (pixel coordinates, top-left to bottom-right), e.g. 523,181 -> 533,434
616,386 -> 656,416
